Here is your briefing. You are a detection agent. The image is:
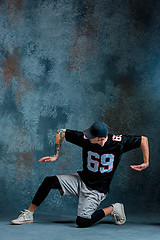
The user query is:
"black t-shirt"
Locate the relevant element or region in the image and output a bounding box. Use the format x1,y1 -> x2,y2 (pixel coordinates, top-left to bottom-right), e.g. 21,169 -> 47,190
65,129 -> 141,194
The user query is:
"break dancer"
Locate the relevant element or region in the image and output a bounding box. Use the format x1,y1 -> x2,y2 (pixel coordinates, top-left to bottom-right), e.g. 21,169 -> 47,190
11,122 -> 149,227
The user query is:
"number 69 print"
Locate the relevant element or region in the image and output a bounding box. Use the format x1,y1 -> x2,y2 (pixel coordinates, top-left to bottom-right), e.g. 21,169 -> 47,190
87,151 -> 115,173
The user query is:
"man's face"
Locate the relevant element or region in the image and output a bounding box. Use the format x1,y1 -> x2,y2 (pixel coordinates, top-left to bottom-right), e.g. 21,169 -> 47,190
89,136 -> 108,147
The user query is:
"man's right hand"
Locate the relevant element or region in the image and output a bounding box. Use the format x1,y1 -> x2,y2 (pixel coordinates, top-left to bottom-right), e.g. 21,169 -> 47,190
38,155 -> 58,163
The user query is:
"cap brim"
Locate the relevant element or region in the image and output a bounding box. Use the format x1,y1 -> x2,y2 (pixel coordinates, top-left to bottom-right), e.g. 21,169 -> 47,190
83,129 -> 95,139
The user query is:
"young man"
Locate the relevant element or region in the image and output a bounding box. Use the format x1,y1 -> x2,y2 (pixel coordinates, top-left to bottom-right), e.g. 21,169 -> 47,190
11,122 -> 149,227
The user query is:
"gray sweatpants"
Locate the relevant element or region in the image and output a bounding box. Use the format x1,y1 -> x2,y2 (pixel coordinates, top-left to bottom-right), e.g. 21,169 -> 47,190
57,174 -> 106,219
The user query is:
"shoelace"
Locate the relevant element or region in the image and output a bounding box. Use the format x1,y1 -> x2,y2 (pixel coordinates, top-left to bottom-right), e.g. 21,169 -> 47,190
18,210 -> 29,219
112,212 -> 124,222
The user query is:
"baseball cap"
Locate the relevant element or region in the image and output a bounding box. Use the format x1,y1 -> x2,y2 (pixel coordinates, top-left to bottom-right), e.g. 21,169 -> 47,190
83,122 -> 110,139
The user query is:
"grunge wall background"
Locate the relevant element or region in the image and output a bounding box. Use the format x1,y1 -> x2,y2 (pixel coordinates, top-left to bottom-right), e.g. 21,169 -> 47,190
0,0 -> 159,216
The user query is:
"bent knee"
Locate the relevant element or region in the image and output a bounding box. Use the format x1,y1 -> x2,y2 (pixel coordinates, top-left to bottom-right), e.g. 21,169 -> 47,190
43,176 -> 61,190
43,176 -> 51,184
42,176 -> 55,188
76,216 -> 92,228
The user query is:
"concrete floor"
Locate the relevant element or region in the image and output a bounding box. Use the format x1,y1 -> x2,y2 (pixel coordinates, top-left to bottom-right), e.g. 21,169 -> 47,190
1,213 -> 160,240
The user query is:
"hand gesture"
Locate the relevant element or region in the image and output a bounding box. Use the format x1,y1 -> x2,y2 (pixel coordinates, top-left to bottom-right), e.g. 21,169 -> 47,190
130,163 -> 149,171
38,155 -> 58,163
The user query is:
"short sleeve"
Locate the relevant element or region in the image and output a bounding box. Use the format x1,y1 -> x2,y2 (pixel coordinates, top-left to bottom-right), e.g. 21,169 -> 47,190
65,129 -> 85,147
122,135 -> 141,153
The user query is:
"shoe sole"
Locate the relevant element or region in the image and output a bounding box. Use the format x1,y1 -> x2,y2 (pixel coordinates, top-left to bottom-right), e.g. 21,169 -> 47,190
115,204 -> 126,225
11,221 -> 33,225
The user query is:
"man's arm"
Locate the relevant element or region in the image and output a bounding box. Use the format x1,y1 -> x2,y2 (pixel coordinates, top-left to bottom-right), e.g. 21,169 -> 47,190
130,136 -> 149,171
39,129 -> 66,163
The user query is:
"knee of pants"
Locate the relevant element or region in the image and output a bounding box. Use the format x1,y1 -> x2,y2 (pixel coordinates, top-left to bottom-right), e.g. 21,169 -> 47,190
43,176 -> 51,185
76,216 -> 92,228
42,176 -> 61,190
42,176 -> 55,189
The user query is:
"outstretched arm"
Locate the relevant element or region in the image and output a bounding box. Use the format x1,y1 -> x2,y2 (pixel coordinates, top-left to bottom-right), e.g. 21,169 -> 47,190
39,129 -> 66,163
130,136 -> 149,171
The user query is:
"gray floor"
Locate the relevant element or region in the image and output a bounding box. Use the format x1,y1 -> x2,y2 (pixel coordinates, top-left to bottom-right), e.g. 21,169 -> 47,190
1,214 -> 160,240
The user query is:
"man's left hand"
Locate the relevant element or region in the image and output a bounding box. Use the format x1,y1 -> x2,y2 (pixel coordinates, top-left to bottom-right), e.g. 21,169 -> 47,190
130,163 -> 149,171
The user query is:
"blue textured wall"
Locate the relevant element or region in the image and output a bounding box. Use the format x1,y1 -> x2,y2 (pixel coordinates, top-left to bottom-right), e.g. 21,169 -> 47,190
0,0 -> 159,216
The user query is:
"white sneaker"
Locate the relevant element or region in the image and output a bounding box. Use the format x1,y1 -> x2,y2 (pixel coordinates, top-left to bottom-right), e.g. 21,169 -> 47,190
11,210 -> 34,225
111,203 -> 126,225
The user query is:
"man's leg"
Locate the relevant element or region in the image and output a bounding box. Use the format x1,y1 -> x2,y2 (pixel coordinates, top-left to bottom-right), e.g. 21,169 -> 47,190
76,204 -> 126,228
76,180 -> 126,228
29,176 -> 62,211
28,203 -> 37,213
102,206 -> 114,216
76,206 -> 113,228
76,181 -> 108,228
11,176 -> 62,224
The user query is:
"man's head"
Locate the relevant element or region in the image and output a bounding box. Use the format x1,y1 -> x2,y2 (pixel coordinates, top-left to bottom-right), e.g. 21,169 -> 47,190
83,122 -> 109,146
